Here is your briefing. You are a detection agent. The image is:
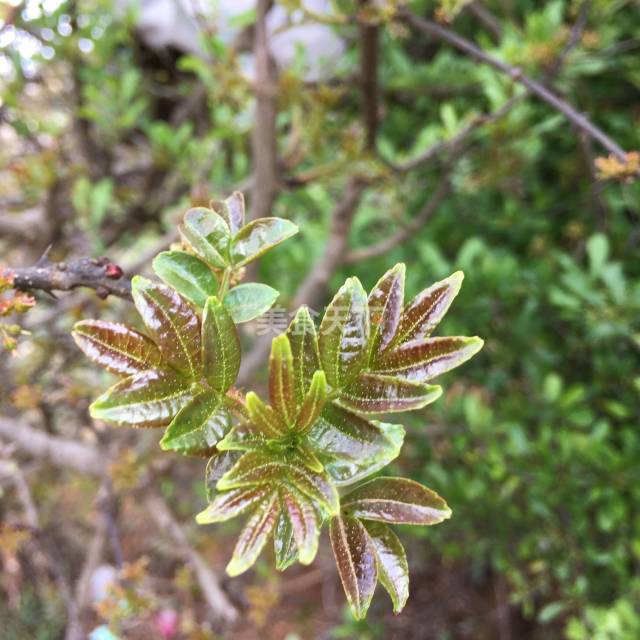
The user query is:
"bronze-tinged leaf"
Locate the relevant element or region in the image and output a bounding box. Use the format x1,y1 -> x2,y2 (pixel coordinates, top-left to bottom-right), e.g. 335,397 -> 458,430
212,191 -> 245,235
294,370 -> 328,434
217,450 -> 283,490
274,508 -> 298,571
205,450 -> 243,501
363,522 -> 409,614
90,369 -> 192,428
286,306 -> 321,405
220,451 -> 339,515
368,264 -> 405,359
339,373 -> 442,413
321,421 -> 404,487
394,271 -> 464,345
341,477 -> 452,525
307,404 -> 393,461
160,392 -> 230,456
319,277 -> 370,389
287,463 -> 340,516
246,392 -> 288,438
230,217 -> 299,267
196,485 -> 271,524
72,320 -> 163,376
330,515 -> 378,620
131,276 -> 201,379
202,296 -> 240,393
269,334 -> 297,426
280,485 -> 320,565
373,336 -> 484,382
180,206 -> 230,268
226,490 -> 280,576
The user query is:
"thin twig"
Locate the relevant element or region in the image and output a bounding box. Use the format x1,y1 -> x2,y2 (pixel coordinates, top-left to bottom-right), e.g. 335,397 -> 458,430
402,11 -> 627,161
251,0 -> 280,221
359,1 -> 379,149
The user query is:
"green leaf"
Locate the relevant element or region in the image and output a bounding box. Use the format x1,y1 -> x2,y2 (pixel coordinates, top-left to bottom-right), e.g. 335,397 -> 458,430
307,404 -> 399,463
269,334 -> 297,426
294,370 -> 328,433
152,251 -> 217,308
274,508 -> 298,571
368,263 -> 405,358
217,421 -> 267,452
373,336 -> 484,382
224,283 -> 279,323
160,392 -> 230,456
287,306 -> 321,405
319,277 -> 370,388
90,370 -> 192,427
218,451 -> 339,515
226,490 -> 280,576
246,391 -> 288,438
363,522 -> 409,614
322,421 -> 404,487
196,485 -> 271,524
202,296 -> 240,393
342,477 -> 452,525
280,484 -> 320,565
330,515 -> 378,620
72,320 -> 163,376
131,276 -> 201,379
292,445 -> 325,473
212,191 -> 245,235
230,217 -> 298,267
205,450 -> 243,501
339,373 -> 442,413
180,206 -> 230,268
394,271 -> 464,345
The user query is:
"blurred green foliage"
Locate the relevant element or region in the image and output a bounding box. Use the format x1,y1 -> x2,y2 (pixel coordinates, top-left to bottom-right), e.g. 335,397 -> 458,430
1,0 -> 639,636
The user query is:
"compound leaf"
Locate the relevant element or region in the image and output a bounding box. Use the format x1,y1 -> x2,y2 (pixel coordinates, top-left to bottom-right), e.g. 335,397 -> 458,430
368,263 -> 405,358
90,369 -> 192,427
226,490 -> 280,576
330,515 -> 378,620
394,271 -> 463,346
152,251 -> 217,308
196,485 -> 271,524
373,336 -> 484,382
224,283 -> 279,323
269,334 -> 297,426
180,206 -> 230,268
230,217 -> 298,267
202,296 -> 240,393
72,320 -> 163,376
319,277 -> 370,388
287,306 -> 321,405
160,392 -> 230,456
339,373 -> 442,413
363,521 -> 409,614
131,276 -> 201,378
342,477 -> 451,525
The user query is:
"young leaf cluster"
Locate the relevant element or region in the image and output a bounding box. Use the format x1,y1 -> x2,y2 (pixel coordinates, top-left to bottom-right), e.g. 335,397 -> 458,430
73,193 -> 483,619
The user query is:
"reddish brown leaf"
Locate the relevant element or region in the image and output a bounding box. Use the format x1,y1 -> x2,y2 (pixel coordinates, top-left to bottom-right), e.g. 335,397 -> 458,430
330,515 -> 378,620
72,320 -> 163,376
368,263 -> 405,358
342,477 -> 451,525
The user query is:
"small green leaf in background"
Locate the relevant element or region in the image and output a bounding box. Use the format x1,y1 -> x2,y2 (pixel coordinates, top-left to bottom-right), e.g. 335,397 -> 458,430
224,283 -> 279,323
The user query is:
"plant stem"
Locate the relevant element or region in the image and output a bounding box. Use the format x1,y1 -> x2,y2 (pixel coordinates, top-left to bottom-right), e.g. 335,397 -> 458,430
218,267 -> 232,299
